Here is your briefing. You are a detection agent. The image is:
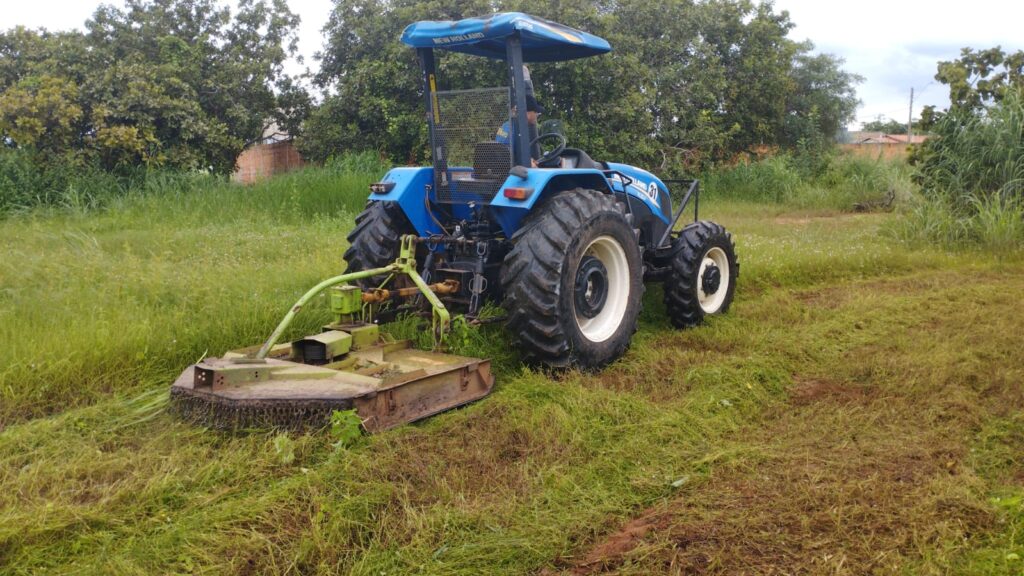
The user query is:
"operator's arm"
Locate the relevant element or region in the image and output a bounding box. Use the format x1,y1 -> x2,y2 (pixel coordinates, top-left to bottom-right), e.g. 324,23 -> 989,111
528,113 -> 541,161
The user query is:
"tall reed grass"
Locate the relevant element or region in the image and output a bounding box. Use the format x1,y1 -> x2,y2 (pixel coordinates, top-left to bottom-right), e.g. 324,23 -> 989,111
897,88 -> 1024,250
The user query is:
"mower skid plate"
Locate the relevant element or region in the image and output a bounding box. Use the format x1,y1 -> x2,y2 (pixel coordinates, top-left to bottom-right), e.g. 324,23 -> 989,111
170,341 -> 494,432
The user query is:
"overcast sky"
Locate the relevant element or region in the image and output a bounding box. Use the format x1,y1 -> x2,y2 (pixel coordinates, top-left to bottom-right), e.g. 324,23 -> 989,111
7,0 -> 1024,129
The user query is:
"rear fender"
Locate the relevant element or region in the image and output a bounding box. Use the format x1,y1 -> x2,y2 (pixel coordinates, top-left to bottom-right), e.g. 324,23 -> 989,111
367,167 -> 444,236
490,168 -> 613,236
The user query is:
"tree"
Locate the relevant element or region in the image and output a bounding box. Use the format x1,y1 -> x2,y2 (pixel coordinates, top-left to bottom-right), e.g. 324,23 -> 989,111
0,0 -> 307,173
861,117 -> 908,134
303,0 -> 862,173
785,51 -> 862,143
936,47 -> 1024,113
912,47 -> 1024,209
0,75 -> 83,154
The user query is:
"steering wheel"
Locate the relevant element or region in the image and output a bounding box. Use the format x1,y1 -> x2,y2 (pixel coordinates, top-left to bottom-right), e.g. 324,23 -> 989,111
530,132 -> 567,167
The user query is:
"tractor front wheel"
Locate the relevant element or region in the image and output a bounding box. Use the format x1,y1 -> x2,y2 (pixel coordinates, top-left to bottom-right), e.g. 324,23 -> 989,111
663,220 -> 738,328
501,190 -> 643,369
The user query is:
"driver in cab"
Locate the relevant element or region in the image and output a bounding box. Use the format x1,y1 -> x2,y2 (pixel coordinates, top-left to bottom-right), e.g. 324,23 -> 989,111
495,65 -> 549,167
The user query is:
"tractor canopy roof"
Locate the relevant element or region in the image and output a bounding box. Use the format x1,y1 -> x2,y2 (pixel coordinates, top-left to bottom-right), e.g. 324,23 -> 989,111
400,12 -> 611,62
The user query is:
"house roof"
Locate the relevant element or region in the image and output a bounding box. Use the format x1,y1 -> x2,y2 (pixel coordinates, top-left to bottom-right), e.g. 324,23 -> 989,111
884,134 -> 929,144
848,131 -> 929,145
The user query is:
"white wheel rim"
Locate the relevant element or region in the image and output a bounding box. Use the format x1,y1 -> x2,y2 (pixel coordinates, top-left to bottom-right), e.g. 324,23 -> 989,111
698,247 -> 730,313
575,235 -> 630,343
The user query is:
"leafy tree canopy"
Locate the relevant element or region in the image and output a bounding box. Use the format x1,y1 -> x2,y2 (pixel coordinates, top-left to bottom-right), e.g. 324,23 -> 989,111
859,116 -> 934,135
861,117 -> 908,135
912,47 -> 1024,208
301,0 -> 862,173
0,0 -> 307,173
936,46 -> 1024,113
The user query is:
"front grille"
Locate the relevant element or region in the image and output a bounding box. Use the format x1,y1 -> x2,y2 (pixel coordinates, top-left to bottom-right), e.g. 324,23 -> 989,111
432,87 -> 512,203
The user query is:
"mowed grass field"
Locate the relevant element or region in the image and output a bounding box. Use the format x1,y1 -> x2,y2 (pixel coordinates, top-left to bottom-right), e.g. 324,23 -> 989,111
1,166 -> 1023,575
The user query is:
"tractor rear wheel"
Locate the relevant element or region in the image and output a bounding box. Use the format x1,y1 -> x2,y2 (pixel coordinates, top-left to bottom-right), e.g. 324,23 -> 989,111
663,220 -> 738,328
344,201 -> 416,289
501,189 -> 643,369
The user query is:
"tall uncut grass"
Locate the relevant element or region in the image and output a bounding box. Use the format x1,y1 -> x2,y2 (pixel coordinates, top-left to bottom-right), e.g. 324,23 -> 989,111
702,153 -> 912,210
0,151 -> 389,217
0,153 -> 387,423
895,88 -> 1024,251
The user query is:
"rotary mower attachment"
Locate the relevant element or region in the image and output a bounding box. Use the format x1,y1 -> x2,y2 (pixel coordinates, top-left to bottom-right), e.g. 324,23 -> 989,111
169,236 -> 494,433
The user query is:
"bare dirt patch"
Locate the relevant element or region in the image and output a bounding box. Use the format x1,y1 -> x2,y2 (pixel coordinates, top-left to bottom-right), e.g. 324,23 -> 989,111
789,377 -> 877,406
561,511 -> 674,575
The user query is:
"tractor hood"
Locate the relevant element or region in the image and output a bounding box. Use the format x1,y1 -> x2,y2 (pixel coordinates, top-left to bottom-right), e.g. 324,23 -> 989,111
400,12 -> 611,62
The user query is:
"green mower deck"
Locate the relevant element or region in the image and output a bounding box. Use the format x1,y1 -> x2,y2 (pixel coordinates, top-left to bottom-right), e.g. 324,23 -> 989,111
170,338 -> 493,432
168,236 -> 495,432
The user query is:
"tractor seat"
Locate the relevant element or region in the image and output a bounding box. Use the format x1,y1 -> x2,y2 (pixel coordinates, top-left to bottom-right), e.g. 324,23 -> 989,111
472,141 -> 512,180
559,148 -> 604,170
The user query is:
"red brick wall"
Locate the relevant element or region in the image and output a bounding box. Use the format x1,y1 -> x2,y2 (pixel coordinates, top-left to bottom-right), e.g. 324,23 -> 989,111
839,143 -> 911,161
232,140 -> 305,184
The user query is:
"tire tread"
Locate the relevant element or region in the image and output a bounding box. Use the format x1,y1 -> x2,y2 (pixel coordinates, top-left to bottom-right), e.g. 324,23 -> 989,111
663,220 -> 738,328
501,189 -> 642,368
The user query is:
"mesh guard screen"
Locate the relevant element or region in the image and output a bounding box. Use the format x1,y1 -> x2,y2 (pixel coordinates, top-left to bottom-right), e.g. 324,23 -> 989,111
432,87 -> 512,204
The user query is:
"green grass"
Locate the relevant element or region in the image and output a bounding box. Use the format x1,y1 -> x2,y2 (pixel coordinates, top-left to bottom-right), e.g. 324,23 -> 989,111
1,162 -> 1023,574
0,159 -> 382,423
889,192 -> 1024,252
701,153 -> 914,210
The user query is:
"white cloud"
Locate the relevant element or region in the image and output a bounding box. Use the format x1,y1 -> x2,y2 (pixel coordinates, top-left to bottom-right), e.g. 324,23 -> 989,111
774,0 -> 1024,127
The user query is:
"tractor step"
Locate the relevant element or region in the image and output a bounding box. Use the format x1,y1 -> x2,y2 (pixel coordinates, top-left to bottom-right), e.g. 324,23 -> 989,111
170,339 -> 493,432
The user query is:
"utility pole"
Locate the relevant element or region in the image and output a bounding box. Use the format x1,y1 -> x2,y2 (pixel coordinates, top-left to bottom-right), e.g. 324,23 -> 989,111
908,87 -> 914,141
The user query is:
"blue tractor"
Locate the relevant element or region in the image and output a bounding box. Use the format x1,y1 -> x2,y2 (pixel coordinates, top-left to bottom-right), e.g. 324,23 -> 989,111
168,13 -> 741,432
345,13 -> 739,369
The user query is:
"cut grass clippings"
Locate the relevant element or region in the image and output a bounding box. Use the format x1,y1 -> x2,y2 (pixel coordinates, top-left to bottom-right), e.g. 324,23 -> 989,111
557,270 -> 1024,574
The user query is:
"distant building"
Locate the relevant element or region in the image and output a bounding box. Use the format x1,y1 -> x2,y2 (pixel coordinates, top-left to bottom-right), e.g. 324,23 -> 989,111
232,123 -> 305,184
882,134 -> 929,144
840,131 -> 929,160
847,131 -> 928,145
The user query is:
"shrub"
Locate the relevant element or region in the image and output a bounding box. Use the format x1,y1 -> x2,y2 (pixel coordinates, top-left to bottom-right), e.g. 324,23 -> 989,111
897,87 -> 1024,250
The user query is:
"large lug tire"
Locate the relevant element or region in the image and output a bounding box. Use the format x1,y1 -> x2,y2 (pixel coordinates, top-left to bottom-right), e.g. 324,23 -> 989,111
343,201 -> 416,289
501,189 -> 643,369
663,220 -> 738,328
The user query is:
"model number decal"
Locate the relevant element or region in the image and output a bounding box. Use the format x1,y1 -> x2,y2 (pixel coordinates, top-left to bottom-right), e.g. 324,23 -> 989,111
610,173 -> 661,205
628,180 -> 660,204
645,182 -> 660,203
